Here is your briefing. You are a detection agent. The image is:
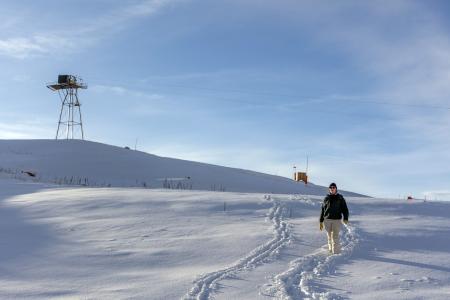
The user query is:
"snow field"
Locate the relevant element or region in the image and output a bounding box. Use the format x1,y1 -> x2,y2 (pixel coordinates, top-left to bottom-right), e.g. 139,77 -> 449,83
1,178 -> 449,299
183,194 -> 291,300
0,180 -> 293,299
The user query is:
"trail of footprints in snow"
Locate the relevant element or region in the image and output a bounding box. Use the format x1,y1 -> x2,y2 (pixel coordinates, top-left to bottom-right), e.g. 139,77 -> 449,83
265,217 -> 361,300
183,194 -> 291,300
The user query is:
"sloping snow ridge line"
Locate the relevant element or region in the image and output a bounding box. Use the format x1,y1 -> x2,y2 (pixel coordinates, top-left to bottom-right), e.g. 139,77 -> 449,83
183,195 -> 291,300
271,223 -> 360,300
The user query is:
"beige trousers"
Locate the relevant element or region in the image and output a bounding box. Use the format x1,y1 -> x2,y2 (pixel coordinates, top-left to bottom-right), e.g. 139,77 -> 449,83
324,219 -> 341,254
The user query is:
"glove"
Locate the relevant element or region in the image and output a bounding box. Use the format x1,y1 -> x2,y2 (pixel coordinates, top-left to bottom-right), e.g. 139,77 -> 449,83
319,222 -> 324,231
343,220 -> 349,225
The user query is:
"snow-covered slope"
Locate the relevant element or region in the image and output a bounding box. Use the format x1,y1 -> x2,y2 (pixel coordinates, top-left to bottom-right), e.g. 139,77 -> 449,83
0,139 -> 363,196
0,179 -> 448,299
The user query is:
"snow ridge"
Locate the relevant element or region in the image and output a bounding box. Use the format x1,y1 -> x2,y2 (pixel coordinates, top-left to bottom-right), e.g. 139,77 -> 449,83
183,195 -> 291,300
270,223 -> 360,300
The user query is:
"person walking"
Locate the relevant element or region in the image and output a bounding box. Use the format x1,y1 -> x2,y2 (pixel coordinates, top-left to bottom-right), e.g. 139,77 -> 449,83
319,182 -> 349,254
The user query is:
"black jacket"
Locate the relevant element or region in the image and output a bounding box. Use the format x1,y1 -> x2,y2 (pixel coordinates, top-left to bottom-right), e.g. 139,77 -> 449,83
319,193 -> 349,222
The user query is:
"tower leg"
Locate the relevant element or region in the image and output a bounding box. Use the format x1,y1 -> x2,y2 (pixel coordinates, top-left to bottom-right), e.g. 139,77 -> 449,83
56,90 -> 68,140
75,91 -> 84,140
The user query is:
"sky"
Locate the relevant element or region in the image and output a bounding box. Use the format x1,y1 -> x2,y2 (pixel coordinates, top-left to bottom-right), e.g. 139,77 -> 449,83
0,0 -> 449,199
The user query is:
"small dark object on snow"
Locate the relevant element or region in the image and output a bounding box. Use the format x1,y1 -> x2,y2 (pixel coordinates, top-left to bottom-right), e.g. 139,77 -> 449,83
407,196 -> 413,200
22,171 -> 36,177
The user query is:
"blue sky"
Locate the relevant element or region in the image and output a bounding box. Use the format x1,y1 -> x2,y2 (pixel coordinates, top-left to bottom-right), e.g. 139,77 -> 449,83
0,0 -> 449,199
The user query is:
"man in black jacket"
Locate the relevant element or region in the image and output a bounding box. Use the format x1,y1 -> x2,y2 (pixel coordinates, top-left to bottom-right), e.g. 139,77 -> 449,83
319,182 -> 349,254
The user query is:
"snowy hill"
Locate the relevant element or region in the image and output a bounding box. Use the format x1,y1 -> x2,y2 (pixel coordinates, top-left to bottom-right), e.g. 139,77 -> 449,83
0,179 -> 449,299
0,139 -> 364,196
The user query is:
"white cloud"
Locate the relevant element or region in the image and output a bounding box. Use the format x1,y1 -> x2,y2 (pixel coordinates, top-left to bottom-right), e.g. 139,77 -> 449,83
0,0 -> 180,59
91,84 -> 164,100
91,84 -> 171,116
0,121 -> 53,139
0,38 -> 47,59
242,1 -> 449,108
122,0 -> 174,18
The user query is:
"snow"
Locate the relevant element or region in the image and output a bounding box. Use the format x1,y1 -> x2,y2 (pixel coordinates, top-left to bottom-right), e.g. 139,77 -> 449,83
1,179 -> 449,299
0,139 -> 364,196
1,139 -> 449,299
0,180 -> 274,299
184,195 -> 290,300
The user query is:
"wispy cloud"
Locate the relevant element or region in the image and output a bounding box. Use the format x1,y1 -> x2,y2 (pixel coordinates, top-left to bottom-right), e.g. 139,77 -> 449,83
0,121 -> 53,139
0,38 -> 44,59
91,84 -> 173,116
0,36 -> 76,59
299,1 -> 450,107
91,84 -> 164,99
0,0 -> 180,59
263,1 -> 450,196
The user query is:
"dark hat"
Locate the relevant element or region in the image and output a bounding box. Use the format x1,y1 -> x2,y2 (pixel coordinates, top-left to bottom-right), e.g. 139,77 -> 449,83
329,182 -> 337,189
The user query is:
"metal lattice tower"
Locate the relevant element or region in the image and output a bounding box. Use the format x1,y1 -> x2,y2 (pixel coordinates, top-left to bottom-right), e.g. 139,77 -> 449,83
47,75 -> 87,140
